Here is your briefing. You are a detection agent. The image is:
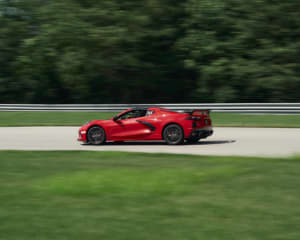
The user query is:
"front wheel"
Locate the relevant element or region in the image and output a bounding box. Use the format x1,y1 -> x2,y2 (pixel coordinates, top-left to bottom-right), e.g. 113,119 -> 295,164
163,124 -> 184,145
87,126 -> 106,145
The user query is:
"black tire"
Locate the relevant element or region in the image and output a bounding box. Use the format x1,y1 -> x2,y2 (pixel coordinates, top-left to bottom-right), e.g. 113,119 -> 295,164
163,124 -> 184,145
87,126 -> 106,145
186,137 -> 201,144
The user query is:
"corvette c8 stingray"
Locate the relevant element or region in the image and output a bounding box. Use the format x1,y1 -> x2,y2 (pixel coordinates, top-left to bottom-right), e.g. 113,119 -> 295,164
78,107 -> 213,145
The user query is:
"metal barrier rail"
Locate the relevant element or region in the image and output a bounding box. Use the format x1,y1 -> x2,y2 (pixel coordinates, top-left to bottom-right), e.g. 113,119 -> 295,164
1,103 -> 300,113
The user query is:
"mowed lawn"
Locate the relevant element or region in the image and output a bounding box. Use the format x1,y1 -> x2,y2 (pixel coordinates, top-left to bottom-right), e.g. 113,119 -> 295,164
0,151 -> 300,240
1,111 -> 300,127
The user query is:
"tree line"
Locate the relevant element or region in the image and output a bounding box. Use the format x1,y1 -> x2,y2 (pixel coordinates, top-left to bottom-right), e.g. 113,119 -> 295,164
1,0 -> 300,103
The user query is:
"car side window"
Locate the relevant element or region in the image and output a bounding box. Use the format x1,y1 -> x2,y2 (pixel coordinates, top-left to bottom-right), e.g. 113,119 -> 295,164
119,110 -> 147,120
146,110 -> 155,116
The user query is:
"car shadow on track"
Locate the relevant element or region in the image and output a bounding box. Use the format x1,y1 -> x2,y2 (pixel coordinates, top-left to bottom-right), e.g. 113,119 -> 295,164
191,140 -> 236,145
82,140 -> 236,146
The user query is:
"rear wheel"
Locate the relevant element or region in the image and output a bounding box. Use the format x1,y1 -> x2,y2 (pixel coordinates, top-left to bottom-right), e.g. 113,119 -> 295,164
87,126 -> 106,145
163,124 -> 184,145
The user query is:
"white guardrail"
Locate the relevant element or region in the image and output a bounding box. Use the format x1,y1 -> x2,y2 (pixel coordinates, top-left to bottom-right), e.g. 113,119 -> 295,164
1,103 -> 300,114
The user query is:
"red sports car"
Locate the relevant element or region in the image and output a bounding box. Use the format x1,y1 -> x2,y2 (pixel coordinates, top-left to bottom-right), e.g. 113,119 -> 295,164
78,107 -> 213,145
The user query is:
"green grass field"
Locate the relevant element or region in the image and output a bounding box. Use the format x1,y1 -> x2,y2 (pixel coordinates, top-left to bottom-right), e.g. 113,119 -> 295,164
1,151 -> 300,240
1,111 -> 300,127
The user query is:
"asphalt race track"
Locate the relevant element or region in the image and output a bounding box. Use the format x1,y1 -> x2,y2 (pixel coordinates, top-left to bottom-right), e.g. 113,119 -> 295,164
0,127 -> 300,157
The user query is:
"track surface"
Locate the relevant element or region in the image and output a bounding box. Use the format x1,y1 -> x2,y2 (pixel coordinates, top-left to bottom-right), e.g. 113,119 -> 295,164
0,127 -> 299,157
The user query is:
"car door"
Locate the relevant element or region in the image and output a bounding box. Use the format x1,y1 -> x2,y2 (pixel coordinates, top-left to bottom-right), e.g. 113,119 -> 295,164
109,110 -> 153,140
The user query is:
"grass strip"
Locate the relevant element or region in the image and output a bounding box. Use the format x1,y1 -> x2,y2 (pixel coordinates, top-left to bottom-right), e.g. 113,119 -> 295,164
0,111 -> 300,128
0,151 -> 300,240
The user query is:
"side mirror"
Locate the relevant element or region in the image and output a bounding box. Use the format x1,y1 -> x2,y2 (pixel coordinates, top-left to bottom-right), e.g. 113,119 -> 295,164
113,116 -> 119,121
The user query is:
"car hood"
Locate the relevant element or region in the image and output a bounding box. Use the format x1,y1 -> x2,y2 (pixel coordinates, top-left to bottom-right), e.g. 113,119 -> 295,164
80,119 -> 112,129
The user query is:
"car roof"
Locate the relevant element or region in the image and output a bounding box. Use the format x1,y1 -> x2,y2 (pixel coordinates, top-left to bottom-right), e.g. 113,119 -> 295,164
131,107 -> 148,111
131,107 -> 161,111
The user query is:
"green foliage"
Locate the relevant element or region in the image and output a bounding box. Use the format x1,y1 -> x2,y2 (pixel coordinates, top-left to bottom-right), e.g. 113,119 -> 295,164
179,0 -> 300,102
1,0 -> 300,103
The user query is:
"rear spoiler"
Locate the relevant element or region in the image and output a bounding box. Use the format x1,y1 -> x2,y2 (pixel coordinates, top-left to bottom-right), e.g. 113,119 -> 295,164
175,109 -> 211,115
191,109 -> 211,115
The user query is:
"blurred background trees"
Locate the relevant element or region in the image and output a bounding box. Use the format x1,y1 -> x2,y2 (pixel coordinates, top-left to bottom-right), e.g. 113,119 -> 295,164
1,0 -> 300,103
